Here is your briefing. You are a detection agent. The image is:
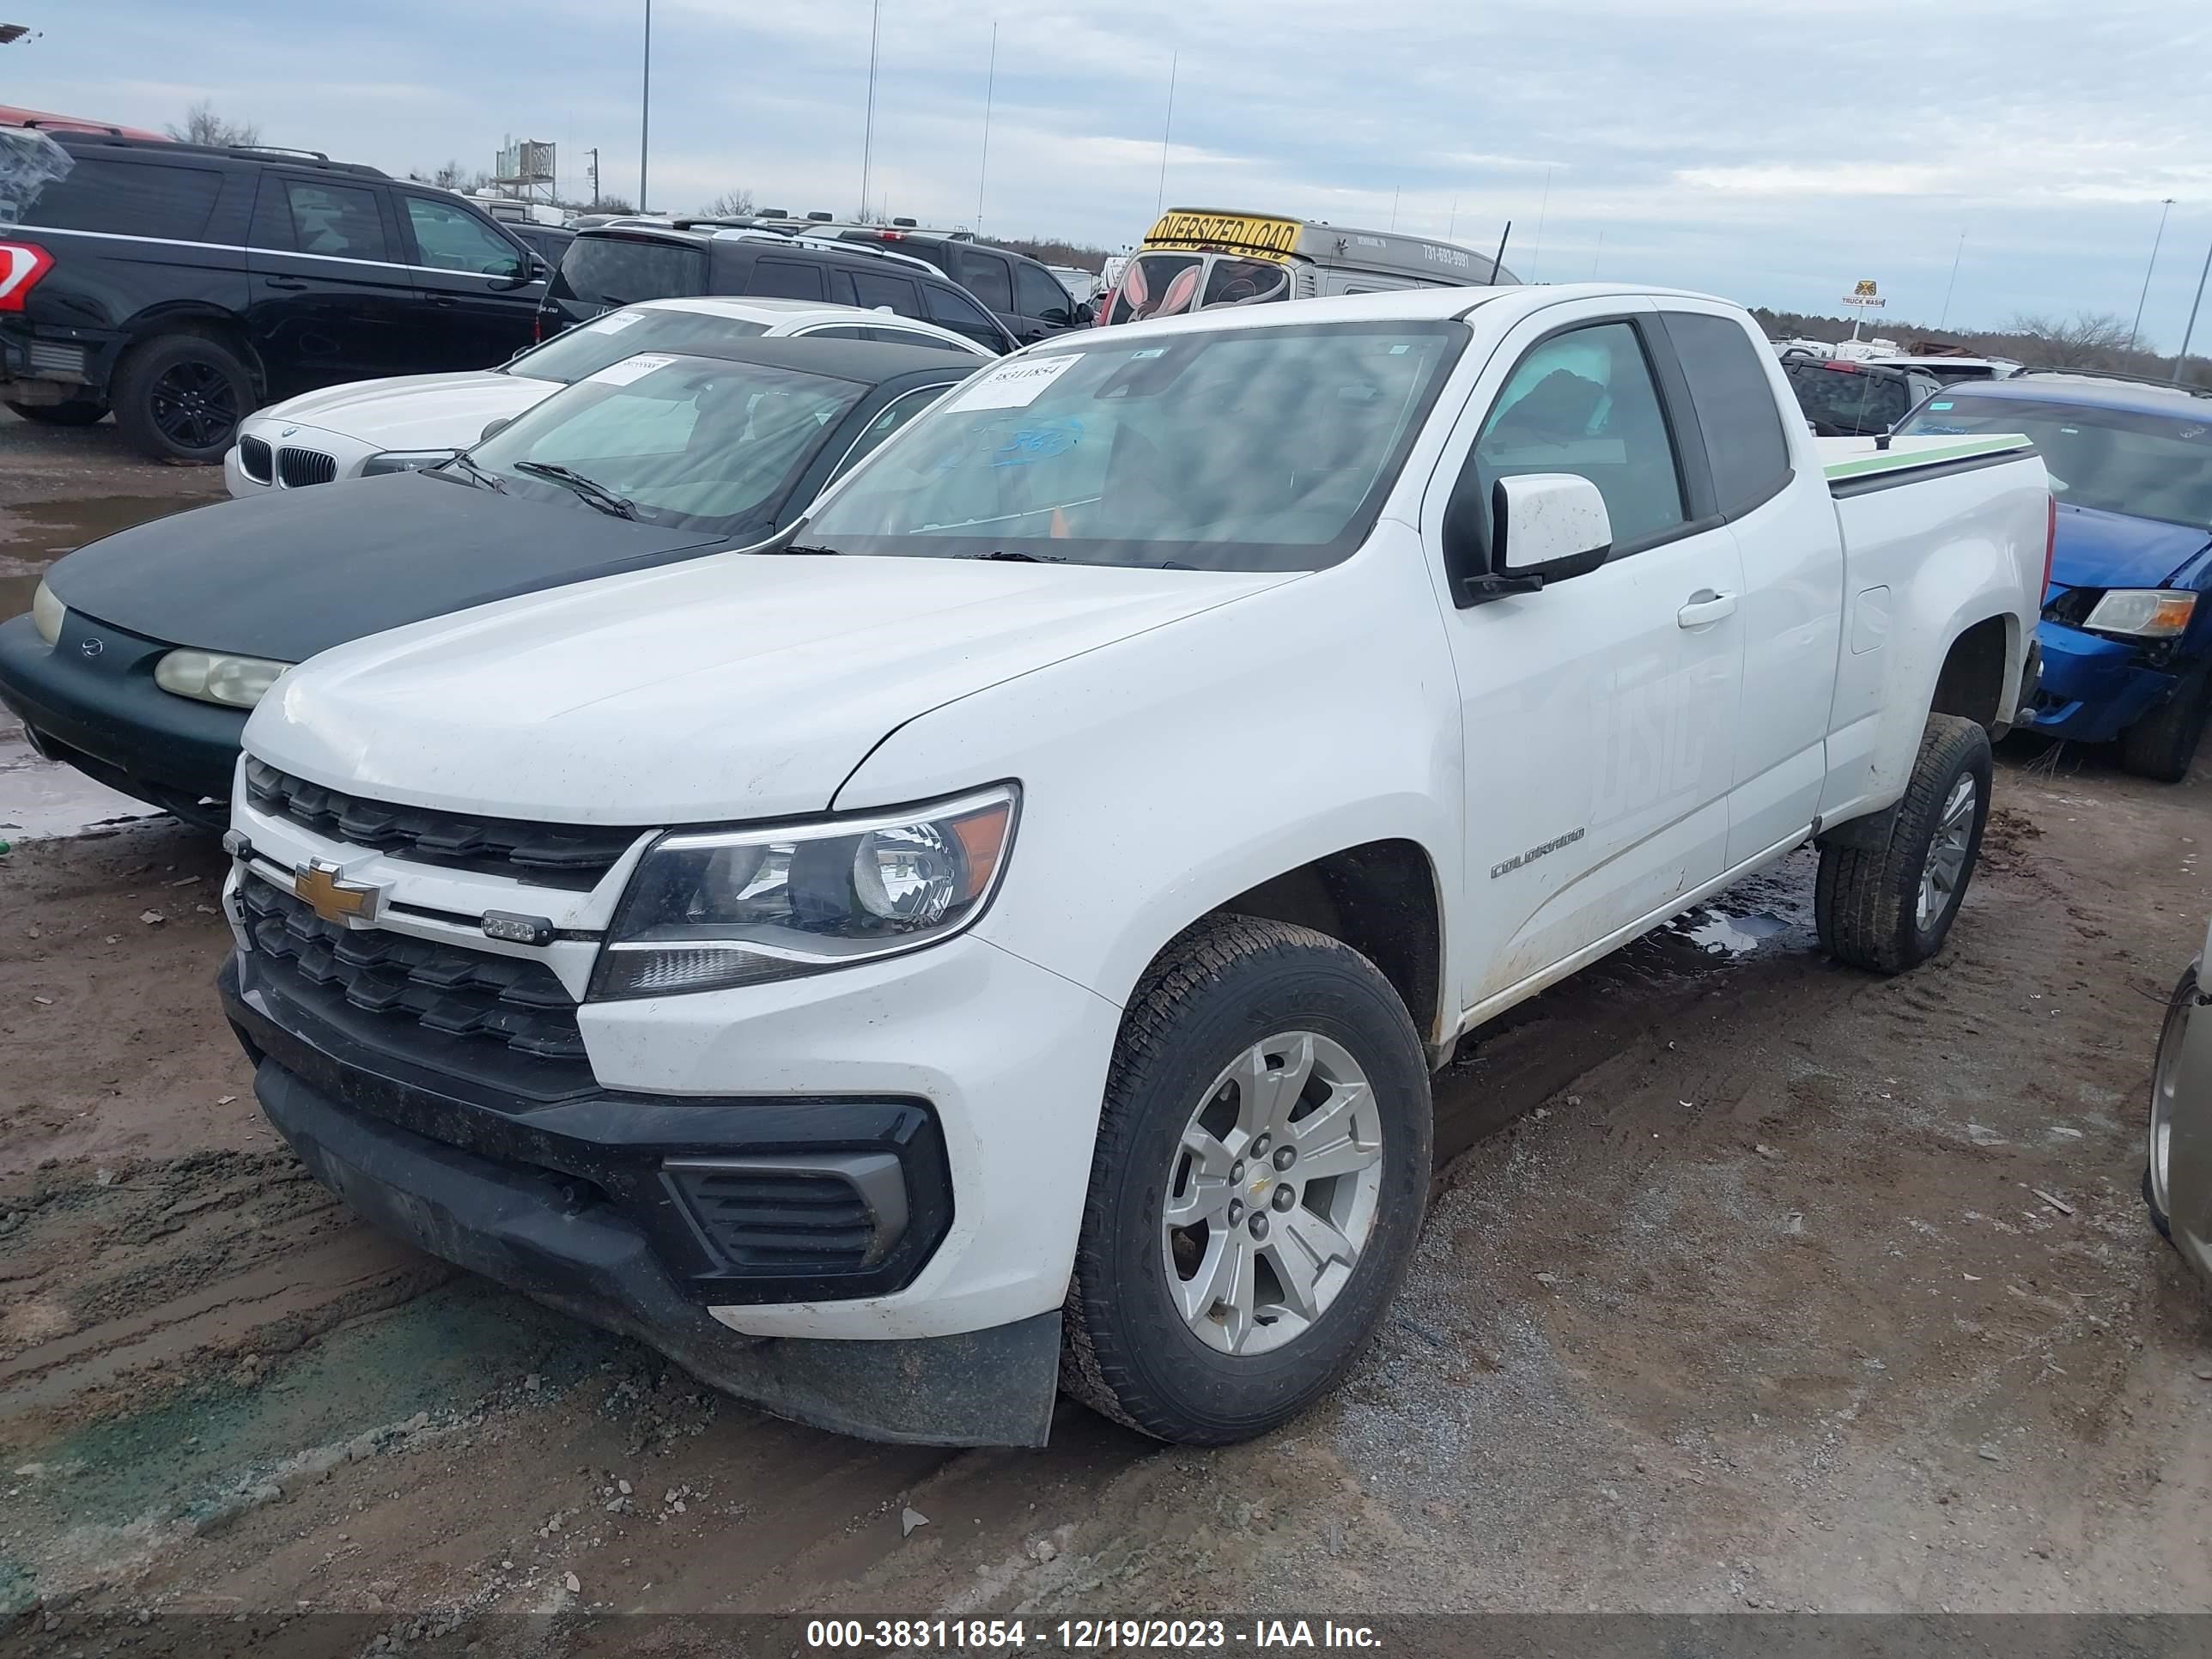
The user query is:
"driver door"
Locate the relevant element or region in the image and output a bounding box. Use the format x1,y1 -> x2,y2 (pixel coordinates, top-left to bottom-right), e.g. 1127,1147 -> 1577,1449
1422,300 -> 1746,1017
396,191 -> 544,370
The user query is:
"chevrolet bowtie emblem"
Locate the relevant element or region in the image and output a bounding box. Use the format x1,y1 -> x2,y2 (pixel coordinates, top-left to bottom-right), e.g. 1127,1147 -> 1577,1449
294,859 -> 381,925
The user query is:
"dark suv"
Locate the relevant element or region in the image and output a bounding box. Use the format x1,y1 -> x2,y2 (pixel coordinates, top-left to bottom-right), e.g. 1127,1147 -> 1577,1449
540,222 -> 1018,356
0,131 -> 547,461
1780,355 -> 1943,437
833,226 -> 1089,344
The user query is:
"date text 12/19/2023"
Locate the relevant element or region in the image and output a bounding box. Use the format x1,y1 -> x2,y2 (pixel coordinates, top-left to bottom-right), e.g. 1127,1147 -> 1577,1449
805,1620 -> 1383,1650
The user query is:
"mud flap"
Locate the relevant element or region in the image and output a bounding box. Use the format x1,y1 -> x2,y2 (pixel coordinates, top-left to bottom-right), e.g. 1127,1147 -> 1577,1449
256,1057 -> 1062,1448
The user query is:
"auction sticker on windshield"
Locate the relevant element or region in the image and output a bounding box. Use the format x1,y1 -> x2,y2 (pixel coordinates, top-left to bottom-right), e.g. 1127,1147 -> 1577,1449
588,353 -> 678,386
949,354 -> 1081,411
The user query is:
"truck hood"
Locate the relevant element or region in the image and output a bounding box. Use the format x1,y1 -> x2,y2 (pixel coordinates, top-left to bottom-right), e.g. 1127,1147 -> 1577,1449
46,472 -> 727,660
246,555 -> 1300,825
2050,503 -> 2212,594
250,371 -> 554,451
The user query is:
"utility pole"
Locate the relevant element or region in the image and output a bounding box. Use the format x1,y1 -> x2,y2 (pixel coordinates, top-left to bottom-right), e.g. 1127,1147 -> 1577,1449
975,21 -> 996,230
1531,165 -> 1553,282
587,147 -> 600,211
2176,232 -> 2212,385
860,0 -> 882,221
2130,198 -> 2175,352
638,0 -> 652,210
1155,54 -> 1176,218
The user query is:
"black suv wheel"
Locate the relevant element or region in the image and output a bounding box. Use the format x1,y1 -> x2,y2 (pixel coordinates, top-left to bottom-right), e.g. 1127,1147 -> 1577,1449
112,331 -> 254,463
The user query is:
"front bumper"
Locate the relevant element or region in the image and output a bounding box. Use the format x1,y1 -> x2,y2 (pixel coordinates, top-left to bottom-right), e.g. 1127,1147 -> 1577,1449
0,611 -> 244,824
221,952 -> 1066,1445
2021,618 -> 2179,744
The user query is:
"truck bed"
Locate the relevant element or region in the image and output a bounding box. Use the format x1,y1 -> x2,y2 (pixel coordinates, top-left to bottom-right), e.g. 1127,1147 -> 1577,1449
1815,433 -> 2034,495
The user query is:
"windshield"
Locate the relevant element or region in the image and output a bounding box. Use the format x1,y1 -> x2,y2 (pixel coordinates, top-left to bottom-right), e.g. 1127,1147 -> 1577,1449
802,320 -> 1466,572
1106,252 -> 1293,325
1785,362 -> 1915,435
554,235 -> 707,309
464,352 -> 864,535
1898,393 -> 2212,532
507,307 -> 770,384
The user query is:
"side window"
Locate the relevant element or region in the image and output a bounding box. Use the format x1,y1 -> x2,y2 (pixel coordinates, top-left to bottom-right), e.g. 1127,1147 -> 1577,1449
747,258 -> 826,300
1658,311 -> 1792,517
828,385 -> 952,483
1014,263 -> 1069,320
957,250 -> 1014,312
849,270 -> 921,314
800,325 -> 871,341
282,179 -> 390,262
922,283 -> 1003,349
1473,320 -> 1686,551
875,327 -> 969,352
403,195 -> 525,275
18,158 -> 226,240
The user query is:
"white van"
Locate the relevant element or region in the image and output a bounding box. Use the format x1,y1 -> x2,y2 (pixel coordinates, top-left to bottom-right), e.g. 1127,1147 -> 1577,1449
1100,207 -> 1515,325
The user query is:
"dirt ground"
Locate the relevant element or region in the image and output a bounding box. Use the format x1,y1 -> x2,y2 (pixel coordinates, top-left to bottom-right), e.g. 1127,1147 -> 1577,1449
2,417 -> 2209,1650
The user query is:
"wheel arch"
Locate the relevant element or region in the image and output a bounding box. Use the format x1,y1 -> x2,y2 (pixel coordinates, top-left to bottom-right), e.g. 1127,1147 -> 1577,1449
115,302 -> 269,397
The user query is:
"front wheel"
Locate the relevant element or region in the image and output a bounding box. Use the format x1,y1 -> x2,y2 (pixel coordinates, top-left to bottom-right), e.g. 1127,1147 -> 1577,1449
1816,714 -> 1994,975
2145,963 -> 2199,1246
1061,915 -> 1431,1444
2119,663 -> 2211,784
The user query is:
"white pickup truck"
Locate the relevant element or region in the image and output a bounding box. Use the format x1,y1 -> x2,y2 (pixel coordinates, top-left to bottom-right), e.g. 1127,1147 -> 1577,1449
217,284 -> 2051,1448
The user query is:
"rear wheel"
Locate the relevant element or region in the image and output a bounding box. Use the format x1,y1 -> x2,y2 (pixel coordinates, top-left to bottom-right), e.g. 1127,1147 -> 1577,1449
1062,915 -> 1431,1445
1817,714 -> 1993,975
111,331 -> 254,463
6,397 -> 107,427
2119,663 -> 2211,784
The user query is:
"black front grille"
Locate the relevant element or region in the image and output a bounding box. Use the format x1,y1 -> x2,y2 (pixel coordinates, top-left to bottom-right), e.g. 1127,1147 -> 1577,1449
666,1155 -> 904,1272
276,446 -> 337,488
239,874 -> 587,1064
243,758 -> 639,889
239,434 -> 273,483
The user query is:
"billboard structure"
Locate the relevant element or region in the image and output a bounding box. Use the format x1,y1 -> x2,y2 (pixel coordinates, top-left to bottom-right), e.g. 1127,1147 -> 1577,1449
492,137 -> 556,209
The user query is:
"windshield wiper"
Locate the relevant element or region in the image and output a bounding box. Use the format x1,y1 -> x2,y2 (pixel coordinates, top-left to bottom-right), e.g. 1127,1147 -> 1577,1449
969,549 -> 1068,563
449,453 -> 506,493
777,543 -> 845,556
512,460 -> 636,520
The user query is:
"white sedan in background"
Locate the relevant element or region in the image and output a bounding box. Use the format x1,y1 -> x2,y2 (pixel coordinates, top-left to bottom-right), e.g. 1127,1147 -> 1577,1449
222,296 -> 992,497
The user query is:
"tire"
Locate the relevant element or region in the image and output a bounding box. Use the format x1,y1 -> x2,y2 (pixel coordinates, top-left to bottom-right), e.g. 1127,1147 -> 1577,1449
6,397 -> 107,427
2144,963 -> 2197,1249
110,331 -> 254,463
1061,914 -> 1432,1444
1816,713 -> 1994,975
2119,663 -> 2211,784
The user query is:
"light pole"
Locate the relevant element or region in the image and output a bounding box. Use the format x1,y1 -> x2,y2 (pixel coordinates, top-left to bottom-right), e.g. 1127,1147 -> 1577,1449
2175,231 -> 2212,385
1938,230 -> 1965,330
638,0 -> 651,211
2130,198 -> 2175,352
975,21 -> 995,230
1155,54 -> 1176,218
860,0 -> 882,221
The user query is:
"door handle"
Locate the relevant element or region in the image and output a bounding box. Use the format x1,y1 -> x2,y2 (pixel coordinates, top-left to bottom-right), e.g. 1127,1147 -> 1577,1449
262,276 -> 308,291
1676,591 -> 1737,629
428,296 -> 459,308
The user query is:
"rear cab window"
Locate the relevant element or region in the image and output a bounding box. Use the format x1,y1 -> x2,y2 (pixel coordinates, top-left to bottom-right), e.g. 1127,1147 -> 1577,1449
1660,310 -> 1794,516
14,155 -> 228,240
556,234 -> 708,308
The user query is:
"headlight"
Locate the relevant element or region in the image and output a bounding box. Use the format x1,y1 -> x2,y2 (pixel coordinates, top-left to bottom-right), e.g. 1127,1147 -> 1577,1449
2084,589 -> 2197,638
153,648 -> 292,709
362,448 -> 459,477
30,579 -> 65,645
592,784 -> 1018,1000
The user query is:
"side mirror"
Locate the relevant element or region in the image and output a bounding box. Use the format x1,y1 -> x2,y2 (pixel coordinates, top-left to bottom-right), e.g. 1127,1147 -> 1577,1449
479,416 -> 513,442
1464,473 -> 1612,605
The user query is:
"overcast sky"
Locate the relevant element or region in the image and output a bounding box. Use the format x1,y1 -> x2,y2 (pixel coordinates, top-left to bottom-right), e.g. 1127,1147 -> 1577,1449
12,0 -> 2212,343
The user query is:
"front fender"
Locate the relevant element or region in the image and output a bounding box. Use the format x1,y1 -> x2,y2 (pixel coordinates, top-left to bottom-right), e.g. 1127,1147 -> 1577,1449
832,542 -> 1465,1036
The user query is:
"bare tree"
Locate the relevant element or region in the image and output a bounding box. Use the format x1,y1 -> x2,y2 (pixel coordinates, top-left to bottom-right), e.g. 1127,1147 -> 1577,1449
166,100 -> 260,149
2007,310 -> 2134,371
701,188 -> 755,219
593,195 -> 635,216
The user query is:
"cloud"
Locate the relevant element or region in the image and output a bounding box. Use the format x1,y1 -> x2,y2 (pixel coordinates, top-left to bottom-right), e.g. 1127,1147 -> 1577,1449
12,0 -> 2212,343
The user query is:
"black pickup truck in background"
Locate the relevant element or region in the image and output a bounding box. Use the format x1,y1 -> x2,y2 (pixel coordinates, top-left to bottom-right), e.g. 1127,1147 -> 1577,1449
0,130 -> 547,461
